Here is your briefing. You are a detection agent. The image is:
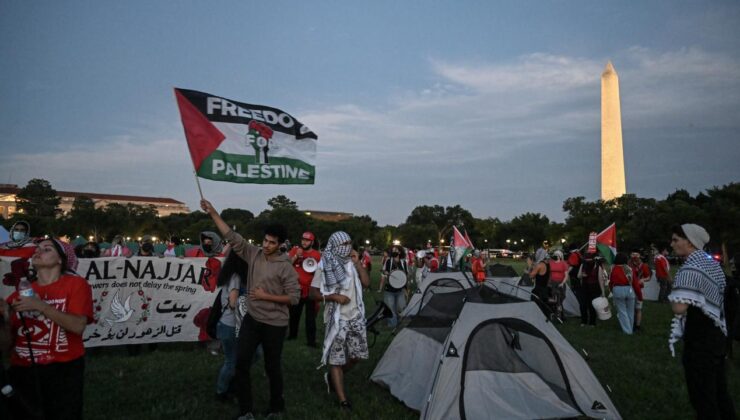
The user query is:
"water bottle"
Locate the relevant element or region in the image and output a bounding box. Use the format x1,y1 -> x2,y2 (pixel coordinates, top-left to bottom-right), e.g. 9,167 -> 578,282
17,278 -> 38,318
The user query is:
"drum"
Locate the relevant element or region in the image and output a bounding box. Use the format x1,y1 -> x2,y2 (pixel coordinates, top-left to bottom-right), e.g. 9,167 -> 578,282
388,270 -> 407,289
302,257 -> 318,273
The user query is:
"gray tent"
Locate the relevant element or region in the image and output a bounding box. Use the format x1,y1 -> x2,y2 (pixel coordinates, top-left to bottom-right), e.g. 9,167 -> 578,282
401,271 -> 474,319
487,276 -> 582,318
371,285 -> 620,419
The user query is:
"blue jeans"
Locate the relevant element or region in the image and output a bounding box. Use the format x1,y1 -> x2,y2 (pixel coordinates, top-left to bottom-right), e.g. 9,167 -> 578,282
612,286 -> 635,335
216,321 -> 237,394
383,290 -> 406,328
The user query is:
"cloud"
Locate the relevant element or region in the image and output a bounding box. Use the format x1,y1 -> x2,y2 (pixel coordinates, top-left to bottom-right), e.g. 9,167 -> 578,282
4,46 -> 739,225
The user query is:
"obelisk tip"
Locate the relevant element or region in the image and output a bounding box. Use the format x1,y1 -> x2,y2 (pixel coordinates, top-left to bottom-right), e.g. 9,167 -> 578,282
602,61 -> 616,76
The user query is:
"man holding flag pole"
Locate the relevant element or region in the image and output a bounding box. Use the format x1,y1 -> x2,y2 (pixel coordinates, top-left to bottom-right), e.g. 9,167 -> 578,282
176,88 -> 316,419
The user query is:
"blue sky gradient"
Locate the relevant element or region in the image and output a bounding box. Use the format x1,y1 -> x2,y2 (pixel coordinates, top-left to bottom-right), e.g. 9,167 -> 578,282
2,1 -> 739,224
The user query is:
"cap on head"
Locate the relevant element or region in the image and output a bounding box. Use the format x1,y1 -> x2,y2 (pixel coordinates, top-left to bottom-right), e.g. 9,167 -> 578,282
302,232 -> 315,241
681,223 -> 710,250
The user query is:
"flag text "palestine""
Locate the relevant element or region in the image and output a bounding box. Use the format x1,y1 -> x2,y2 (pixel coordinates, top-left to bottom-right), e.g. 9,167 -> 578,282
212,160 -> 310,180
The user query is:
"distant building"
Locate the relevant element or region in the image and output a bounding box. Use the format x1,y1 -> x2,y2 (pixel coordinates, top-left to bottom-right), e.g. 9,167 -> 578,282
303,209 -> 353,222
0,184 -> 190,219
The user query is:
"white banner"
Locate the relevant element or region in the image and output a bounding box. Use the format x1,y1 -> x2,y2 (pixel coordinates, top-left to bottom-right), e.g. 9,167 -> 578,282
1,256 -> 223,347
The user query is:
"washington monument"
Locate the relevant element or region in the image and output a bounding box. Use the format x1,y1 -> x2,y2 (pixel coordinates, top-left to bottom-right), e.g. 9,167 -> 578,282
601,61 -> 626,201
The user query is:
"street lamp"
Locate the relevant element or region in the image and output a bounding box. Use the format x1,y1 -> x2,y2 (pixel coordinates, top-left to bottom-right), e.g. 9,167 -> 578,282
365,239 -> 370,245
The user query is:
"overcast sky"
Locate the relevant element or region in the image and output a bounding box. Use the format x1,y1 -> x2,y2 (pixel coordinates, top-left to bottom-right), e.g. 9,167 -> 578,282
2,1 -> 739,225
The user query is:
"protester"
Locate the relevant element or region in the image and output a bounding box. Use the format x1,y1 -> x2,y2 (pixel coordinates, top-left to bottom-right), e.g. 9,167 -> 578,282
654,247 -> 672,303
471,250 -> 486,283
185,231 -> 224,257
0,221 -> 36,258
200,199 -> 299,419
81,241 -> 101,258
609,253 -> 636,334
548,250 -> 568,319
1,238 -> 93,419
102,235 -> 132,257
577,253 -> 603,326
137,236 -> 158,257
214,250 -> 246,402
287,231 -> 322,347
667,224 -> 735,419
359,247 -> 372,273
425,251 -> 439,273
310,235 -> 370,410
629,250 -> 651,332
163,235 -> 185,257
378,246 -> 408,328
528,248 -> 551,317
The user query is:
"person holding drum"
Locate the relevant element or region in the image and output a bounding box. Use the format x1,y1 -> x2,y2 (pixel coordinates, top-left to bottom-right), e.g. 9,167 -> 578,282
378,246 -> 408,328
287,231 -> 322,347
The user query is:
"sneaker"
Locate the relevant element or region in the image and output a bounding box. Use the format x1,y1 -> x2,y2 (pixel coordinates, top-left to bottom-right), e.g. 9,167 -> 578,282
339,400 -> 352,411
236,413 -> 255,420
263,411 -> 284,419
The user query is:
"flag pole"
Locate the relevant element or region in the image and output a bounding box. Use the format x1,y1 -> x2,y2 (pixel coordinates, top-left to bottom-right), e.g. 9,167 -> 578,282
193,170 -> 204,200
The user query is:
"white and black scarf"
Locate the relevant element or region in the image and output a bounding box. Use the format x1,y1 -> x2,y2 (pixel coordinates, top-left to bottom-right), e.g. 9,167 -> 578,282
321,231 -> 352,290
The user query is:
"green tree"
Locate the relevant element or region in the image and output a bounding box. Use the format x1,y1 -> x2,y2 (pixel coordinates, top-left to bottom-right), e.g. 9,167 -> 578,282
16,178 -> 60,217
267,195 -> 298,211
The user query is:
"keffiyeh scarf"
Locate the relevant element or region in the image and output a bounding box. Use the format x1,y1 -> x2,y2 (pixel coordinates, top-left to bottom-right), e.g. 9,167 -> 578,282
668,250 -> 727,356
321,231 -> 352,290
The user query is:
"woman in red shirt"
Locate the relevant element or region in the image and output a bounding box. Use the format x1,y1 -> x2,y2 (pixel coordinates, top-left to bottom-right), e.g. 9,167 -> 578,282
1,238 -> 93,419
608,252 -> 636,334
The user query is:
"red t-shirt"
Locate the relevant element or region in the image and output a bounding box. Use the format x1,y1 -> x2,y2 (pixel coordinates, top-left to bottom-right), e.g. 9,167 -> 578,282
288,247 -> 321,298
567,251 -> 581,267
428,258 -> 439,272
610,265 -> 643,300
654,255 -> 670,279
549,260 -> 568,283
629,262 -> 651,283
7,275 -> 93,366
471,257 -> 485,282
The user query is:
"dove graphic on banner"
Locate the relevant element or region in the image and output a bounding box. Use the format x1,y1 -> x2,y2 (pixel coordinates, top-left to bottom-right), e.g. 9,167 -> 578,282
105,289 -> 134,326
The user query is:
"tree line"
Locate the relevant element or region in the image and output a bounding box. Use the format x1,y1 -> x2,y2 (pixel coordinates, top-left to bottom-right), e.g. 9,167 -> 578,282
5,179 -> 739,261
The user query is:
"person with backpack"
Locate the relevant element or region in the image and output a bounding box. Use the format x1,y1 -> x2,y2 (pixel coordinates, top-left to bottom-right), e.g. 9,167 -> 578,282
668,224 -> 735,419
609,253 -> 636,334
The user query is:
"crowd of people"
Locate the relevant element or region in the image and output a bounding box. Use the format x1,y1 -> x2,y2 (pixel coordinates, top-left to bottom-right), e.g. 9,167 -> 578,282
0,215 -> 736,419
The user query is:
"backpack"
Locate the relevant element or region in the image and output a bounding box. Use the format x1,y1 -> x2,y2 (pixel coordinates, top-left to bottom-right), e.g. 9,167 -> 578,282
206,289 -> 225,340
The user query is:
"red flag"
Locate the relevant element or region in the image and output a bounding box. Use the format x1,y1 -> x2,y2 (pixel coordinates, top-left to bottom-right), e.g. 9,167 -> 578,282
464,230 -> 475,249
595,223 -> 617,264
174,88 -> 226,171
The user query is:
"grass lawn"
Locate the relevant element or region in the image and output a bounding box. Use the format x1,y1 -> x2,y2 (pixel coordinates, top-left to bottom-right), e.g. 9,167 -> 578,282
83,258 -> 739,419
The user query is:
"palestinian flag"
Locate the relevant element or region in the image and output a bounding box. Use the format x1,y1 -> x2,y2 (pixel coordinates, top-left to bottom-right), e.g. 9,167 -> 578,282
464,230 -> 475,249
452,226 -> 473,268
595,223 -> 617,264
174,88 -> 317,184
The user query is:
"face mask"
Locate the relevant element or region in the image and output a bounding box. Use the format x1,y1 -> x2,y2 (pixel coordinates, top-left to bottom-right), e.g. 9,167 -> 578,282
12,231 -> 26,241
142,243 -> 154,253
83,249 -> 96,258
392,252 -> 399,258
202,244 -> 213,253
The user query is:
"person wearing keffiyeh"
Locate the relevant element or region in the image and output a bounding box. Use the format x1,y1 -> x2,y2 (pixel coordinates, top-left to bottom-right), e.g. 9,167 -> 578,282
309,232 -> 370,411
668,224 -> 735,419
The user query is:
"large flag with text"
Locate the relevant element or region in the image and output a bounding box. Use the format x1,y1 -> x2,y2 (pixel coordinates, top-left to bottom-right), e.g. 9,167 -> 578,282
174,88 -> 318,184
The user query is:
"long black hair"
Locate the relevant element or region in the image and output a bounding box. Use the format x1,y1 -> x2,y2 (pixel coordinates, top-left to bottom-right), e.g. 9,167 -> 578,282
217,250 -> 248,287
